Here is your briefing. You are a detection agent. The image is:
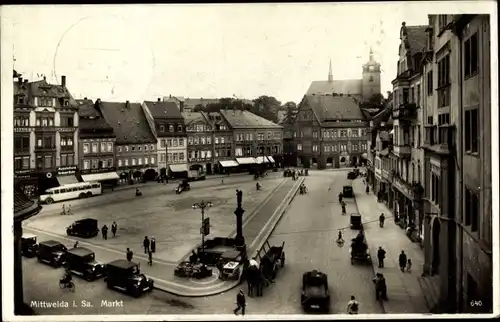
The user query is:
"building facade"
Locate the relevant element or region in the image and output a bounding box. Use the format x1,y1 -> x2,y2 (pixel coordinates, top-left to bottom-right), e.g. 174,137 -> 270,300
390,22 -> 427,240
204,111 -> 234,174
182,111 -> 214,174
219,110 -> 283,167
293,94 -> 369,169
99,100 -> 158,183
76,98 -> 119,186
14,75 -> 80,196
142,100 -> 187,178
420,14 -> 492,313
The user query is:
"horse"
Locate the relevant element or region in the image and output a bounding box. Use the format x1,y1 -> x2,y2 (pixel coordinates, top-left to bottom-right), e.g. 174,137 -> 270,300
243,265 -> 264,297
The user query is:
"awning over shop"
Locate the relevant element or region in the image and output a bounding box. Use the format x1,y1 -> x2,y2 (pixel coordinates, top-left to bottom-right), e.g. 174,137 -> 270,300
219,160 -> 239,167
81,172 -> 120,182
361,153 -> 368,159
56,175 -> 79,186
255,156 -> 269,164
266,156 -> 276,163
236,157 -> 257,165
169,164 -> 189,173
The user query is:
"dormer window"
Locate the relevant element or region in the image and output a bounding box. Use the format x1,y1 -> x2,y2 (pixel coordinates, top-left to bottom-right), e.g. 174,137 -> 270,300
160,125 -> 165,132
17,97 -> 24,105
169,125 -> 174,132
177,125 -> 183,132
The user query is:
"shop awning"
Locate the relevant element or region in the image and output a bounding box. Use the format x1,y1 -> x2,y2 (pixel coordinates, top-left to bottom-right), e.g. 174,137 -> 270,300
266,156 -> 276,163
169,164 -> 188,173
81,172 -> 120,182
236,157 -> 257,165
219,160 -> 239,167
361,153 -> 368,159
57,175 -> 79,185
255,156 -> 269,164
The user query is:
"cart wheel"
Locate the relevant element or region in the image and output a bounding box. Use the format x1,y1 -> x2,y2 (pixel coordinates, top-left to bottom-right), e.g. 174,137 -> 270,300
281,253 -> 285,268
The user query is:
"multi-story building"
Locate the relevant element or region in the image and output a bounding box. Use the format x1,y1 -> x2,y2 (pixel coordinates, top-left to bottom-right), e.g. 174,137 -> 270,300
76,98 -> 119,187
99,100 -> 158,183
142,99 -> 187,178
204,111 -> 235,174
14,74 -> 79,196
182,111 -> 214,174
419,14 -> 492,313
390,22 -> 427,239
293,94 -> 369,168
219,109 -> 283,168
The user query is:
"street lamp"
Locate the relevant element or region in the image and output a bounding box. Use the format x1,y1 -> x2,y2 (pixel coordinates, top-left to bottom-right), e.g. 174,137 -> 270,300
192,200 -> 213,260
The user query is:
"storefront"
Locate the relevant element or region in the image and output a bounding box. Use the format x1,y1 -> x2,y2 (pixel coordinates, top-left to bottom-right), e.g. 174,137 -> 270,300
169,164 -> 188,179
217,160 -> 238,174
14,170 -> 39,199
56,166 -> 79,185
236,157 -> 257,173
80,167 -> 120,188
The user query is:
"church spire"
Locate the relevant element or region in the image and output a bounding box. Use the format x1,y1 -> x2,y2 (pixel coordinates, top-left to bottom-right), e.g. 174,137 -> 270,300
328,58 -> 333,82
369,47 -> 375,63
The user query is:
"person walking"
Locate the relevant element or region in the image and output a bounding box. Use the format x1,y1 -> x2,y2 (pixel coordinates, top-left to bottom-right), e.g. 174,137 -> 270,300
126,248 -> 133,262
380,274 -> 388,300
233,289 -> 246,315
347,295 -> 359,314
379,213 -> 385,228
150,237 -> 156,253
365,185 -> 370,194
101,225 -> 108,240
377,246 -> 386,268
73,241 -> 79,248
143,236 -> 150,254
399,250 -> 407,272
341,201 -> 346,215
148,249 -> 153,266
406,259 -> 412,273
111,221 -> 118,237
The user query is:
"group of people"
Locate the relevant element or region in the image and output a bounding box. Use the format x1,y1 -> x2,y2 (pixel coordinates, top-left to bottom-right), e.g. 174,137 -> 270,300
100,221 -> 118,240
299,183 -> 307,194
143,236 -> 157,265
61,204 -> 73,216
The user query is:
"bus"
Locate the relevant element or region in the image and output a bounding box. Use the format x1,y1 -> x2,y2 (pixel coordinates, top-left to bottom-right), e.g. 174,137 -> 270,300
39,182 -> 102,204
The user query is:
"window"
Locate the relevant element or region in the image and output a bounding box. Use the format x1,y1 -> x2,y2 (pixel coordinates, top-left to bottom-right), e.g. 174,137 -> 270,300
35,116 -> 54,127
100,142 -> 106,152
108,143 -> 113,152
351,129 -> 358,137
168,153 -> 172,162
465,188 -> 479,232
151,157 -> 155,164
91,160 -> 98,169
107,158 -> 112,167
427,71 -> 433,95
169,125 -> 174,132
138,158 -> 142,165
188,137 -> 193,145
118,147 -> 122,153
138,146 -> 142,151
340,130 -> 347,137
465,109 -> 478,153
297,144 -> 302,151
179,153 -> 185,161
207,136 -> 211,144
84,160 -> 90,169
179,138 -> 184,146
125,146 -> 129,152
14,156 -> 30,170
124,159 -> 129,166
438,15 -> 448,31
178,125 -> 183,132
464,33 -> 478,78
38,97 -> 53,107
352,144 -> 358,151
160,153 -> 166,162
118,160 -> 123,167
160,125 -> 165,132
220,137 -> 225,144
194,137 -> 199,145
201,137 -> 206,144
403,88 -> 409,104
312,145 -> 318,152
92,143 -> 98,153
60,116 -> 74,127
14,137 -> 30,151
132,158 -> 137,166
437,55 -> 450,108
60,154 -> 67,166
173,153 -> 178,162
312,131 -> 318,138
14,116 -> 30,127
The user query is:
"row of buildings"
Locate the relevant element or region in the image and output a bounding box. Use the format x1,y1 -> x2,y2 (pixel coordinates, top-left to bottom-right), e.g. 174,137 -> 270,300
13,76 -> 283,196
364,15 -> 492,313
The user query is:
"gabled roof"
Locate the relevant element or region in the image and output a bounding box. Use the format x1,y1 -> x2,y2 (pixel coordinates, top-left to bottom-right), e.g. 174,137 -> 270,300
143,101 -> 183,119
13,78 -> 78,108
77,99 -> 115,135
219,110 -> 282,129
306,79 -> 362,96
182,111 -> 208,125
304,95 -> 365,122
404,25 -> 428,53
99,101 -> 157,145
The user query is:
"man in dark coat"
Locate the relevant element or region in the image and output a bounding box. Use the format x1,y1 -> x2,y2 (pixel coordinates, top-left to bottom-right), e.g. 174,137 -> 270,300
377,246 -> 386,268
111,221 -> 118,237
150,237 -> 156,253
399,250 -> 407,272
233,289 -> 246,315
126,248 -> 133,262
101,225 -> 108,240
143,236 -> 150,254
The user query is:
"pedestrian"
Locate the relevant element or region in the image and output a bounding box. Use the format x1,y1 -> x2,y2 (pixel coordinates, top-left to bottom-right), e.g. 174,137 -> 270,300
365,185 -> 370,194
126,248 -> 133,262
379,213 -> 385,227
233,289 -> 246,315
143,236 -> 150,254
338,192 -> 343,203
341,202 -> 346,215
61,204 -> 66,216
67,205 -> 73,215
150,237 -> 156,253
406,259 -> 412,273
373,273 -> 382,300
380,273 -> 388,300
148,249 -> 153,266
399,250 -> 407,272
101,225 -> 108,240
111,221 -> 117,237
347,295 -> 359,314
377,246 -> 386,268
73,241 -> 79,248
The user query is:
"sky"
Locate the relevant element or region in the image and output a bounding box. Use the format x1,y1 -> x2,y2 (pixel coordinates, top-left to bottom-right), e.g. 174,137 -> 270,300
1,2 -> 495,104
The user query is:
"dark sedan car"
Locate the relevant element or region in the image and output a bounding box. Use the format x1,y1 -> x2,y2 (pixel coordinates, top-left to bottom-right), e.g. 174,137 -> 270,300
301,270 -> 330,312
36,240 -> 67,267
65,247 -> 106,281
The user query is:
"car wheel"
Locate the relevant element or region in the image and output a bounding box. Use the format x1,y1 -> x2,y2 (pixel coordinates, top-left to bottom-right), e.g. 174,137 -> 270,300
37,256 -> 42,262
79,193 -> 86,199
86,192 -> 93,198
85,273 -> 93,281
46,198 -> 54,204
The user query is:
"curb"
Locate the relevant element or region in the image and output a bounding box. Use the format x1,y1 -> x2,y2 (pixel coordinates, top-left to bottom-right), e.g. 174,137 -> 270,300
152,178 -> 304,297
351,180 -> 387,314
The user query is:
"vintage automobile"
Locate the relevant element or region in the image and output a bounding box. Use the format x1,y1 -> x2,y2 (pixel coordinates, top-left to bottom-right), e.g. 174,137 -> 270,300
66,218 -> 99,238
350,213 -> 363,230
342,185 -> 354,198
347,171 -> 358,180
301,270 -> 330,312
219,249 -> 245,280
65,247 -> 106,281
175,179 -> 191,194
21,233 -> 39,257
36,240 -> 67,267
105,260 -> 154,297
350,235 -> 371,265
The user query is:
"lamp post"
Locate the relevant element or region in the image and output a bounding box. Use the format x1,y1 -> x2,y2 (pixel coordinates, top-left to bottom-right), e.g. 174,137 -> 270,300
234,189 -> 246,253
192,200 -> 212,260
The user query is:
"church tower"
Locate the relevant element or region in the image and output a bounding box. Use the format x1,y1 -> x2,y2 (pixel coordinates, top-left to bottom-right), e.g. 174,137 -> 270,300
361,48 -> 381,101
328,58 -> 333,82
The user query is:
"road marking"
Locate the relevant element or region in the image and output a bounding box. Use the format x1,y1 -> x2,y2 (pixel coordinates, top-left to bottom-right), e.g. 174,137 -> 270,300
189,271 -> 219,285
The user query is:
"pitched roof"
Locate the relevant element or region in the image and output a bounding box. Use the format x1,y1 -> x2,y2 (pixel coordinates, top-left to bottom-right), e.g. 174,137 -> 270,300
182,98 -> 254,109
181,111 -> 207,125
304,95 -> 364,122
14,78 -> 78,108
306,79 -> 362,96
77,99 -> 115,135
144,101 -> 183,119
99,101 -> 157,144
219,110 -> 282,129
405,25 -> 428,53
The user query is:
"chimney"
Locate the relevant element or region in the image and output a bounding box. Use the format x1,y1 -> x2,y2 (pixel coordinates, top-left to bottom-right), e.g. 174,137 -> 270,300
169,94 -> 172,98
180,101 -> 184,113
18,77 -> 22,84
61,75 -> 66,87
84,97 -> 87,100
24,79 -> 28,83
126,100 -> 130,109
157,98 -> 161,102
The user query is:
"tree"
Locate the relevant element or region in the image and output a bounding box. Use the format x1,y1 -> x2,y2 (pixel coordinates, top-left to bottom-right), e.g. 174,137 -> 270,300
193,104 -> 205,112
282,101 -> 297,123
251,95 -> 281,123
359,93 -> 386,112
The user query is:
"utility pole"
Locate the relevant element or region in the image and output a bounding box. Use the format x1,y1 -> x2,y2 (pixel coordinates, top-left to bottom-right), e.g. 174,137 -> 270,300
192,200 -> 212,261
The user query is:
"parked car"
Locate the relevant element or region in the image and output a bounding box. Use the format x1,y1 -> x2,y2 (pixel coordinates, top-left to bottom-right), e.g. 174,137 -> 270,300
21,233 -> 39,257
36,240 -> 67,267
104,260 -> 154,297
301,270 -> 330,312
343,185 -> 354,198
65,247 -> 106,281
66,218 -> 99,238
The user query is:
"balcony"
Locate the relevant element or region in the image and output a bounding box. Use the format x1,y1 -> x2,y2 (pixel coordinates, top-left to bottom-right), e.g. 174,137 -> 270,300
393,145 -> 411,158
34,145 -> 56,152
393,103 -> 418,122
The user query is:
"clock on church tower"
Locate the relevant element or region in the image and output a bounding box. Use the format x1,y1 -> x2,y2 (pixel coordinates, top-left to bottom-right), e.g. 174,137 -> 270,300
361,48 -> 381,100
